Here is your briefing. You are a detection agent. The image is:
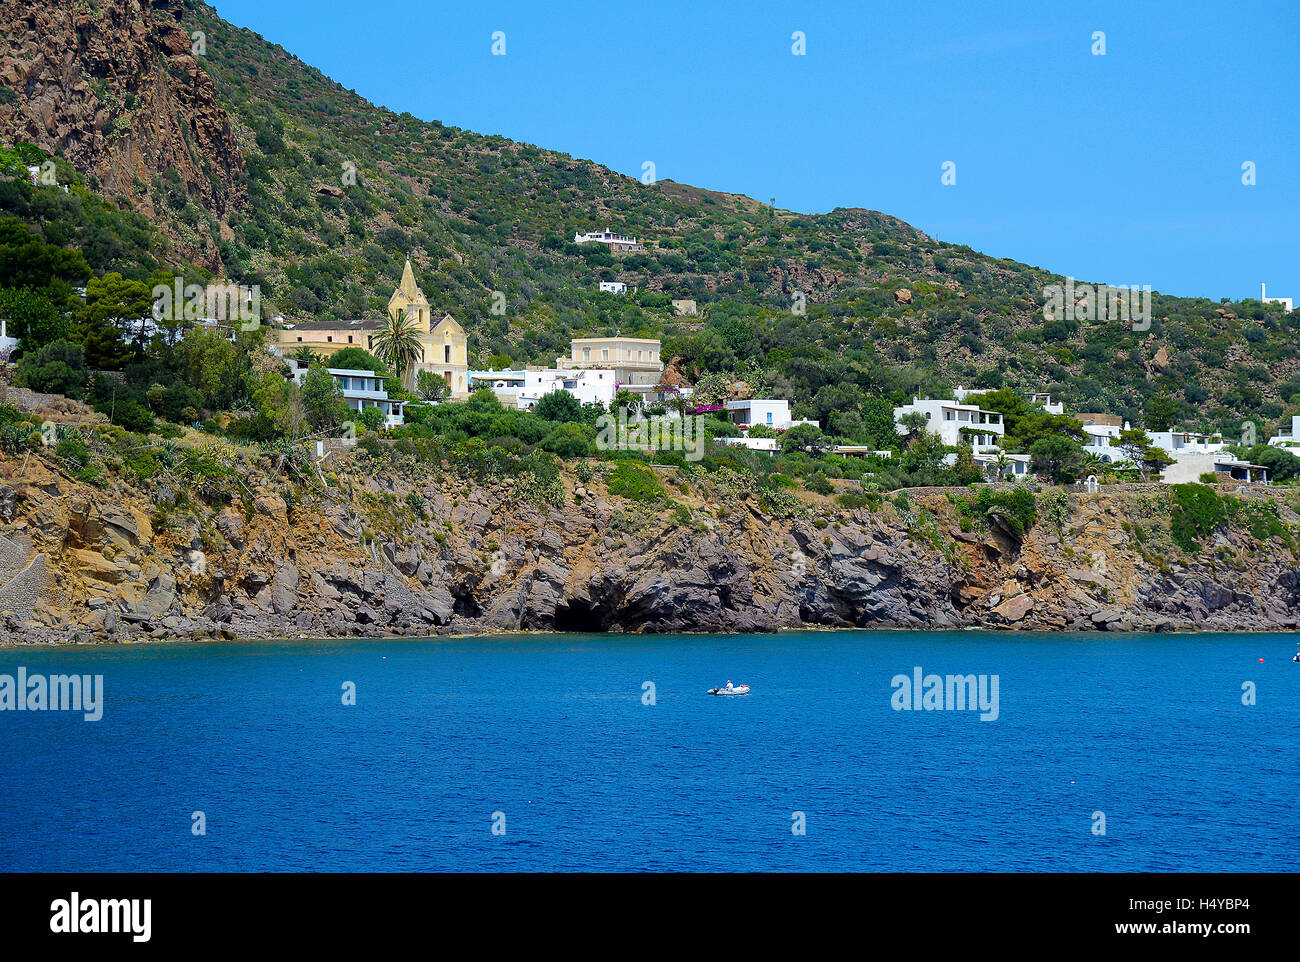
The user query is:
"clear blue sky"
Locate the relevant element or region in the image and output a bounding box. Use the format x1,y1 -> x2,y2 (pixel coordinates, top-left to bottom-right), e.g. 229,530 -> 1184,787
212,0 -> 1297,301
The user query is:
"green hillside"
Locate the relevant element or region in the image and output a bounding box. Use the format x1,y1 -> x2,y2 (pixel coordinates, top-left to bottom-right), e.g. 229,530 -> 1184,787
1,0 -> 1298,449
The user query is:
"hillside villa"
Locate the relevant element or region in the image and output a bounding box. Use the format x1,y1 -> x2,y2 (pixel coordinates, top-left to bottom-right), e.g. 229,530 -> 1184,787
288,360 -> 406,428
573,229 -> 645,253
1261,283 -> 1293,313
725,399 -> 818,432
1160,453 -> 1270,484
470,367 -> 618,411
893,397 -> 1005,452
1269,415 -> 1300,450
717,399 -> 821,451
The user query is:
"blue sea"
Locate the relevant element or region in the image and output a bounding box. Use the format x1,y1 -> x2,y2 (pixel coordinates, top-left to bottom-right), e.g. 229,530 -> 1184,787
0,631 -> 1295,872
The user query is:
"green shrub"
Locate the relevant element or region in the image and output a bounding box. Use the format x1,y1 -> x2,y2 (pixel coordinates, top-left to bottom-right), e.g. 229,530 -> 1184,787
956,487 -> 1038,538
55,434 -> 90,469
605,462 -> 664,503
804,472 -> 834,495
838,490 -> 881,511
1169,483 -> 1228,552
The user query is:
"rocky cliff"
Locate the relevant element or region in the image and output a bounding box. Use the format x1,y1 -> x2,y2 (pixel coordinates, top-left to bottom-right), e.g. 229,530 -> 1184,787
2,441 -> 1298,645
0,0 -> 245,269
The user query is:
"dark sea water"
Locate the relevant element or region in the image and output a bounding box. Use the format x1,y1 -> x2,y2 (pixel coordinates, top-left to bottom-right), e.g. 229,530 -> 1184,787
0,631 -> 1295,872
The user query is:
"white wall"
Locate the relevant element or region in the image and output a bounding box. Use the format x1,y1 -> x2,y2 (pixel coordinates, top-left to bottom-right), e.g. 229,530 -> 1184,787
518,368 -> 617,410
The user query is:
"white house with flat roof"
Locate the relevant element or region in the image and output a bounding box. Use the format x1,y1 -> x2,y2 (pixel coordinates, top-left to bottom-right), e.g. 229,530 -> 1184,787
1161,452 -> 1269,484
719,435 -> 781,452
944,450 -> 1032,479
598,281 -> 627,294
573,228 -> 645,253
517,368 -> 617,411
725,399 -> 818,432
1026,392 -> 1064,415
894,397 -> 1004,451
0,319 -> 18,359
1148,430 -> 1226,458
1269,415 -> 1300,449
289,362 -> 405,427
1261,283 -> 1293,313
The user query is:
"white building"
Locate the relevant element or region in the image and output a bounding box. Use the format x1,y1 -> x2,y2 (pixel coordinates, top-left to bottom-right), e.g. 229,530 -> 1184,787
1148,430 -> 1226,458
515,368 -> 617,412
598,281 -> 627,294
832,446 -> 893,459
943,450 -> 1032,479
719,435 -> 781,452
1143,430 -> 1271,484
289,363 -> 405,427
468,369 -> 525,407
1082,428 -> 1121,462
1027,392 -> 1064,416
1160,452 -> 1269,485
1077,414 -> 1128,463
1261,283 -> 1293,313
0,319 -> 18,359
893,397 -> 1004,451
573,228 -> 645,253
1269,415 -> 1300,449
725,399 -> 818,432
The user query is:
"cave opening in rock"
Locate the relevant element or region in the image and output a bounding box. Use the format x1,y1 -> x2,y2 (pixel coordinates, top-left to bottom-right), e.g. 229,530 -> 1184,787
553,600 -> 614,632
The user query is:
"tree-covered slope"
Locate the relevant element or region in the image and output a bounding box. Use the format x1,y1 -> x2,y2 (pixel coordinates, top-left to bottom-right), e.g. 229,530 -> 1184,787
1,0 -> 1297,443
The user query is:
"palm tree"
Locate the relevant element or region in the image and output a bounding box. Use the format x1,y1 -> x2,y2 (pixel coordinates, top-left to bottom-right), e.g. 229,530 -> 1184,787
1081,452 -> 1107,476
371,308 -> 423,388
993,451 -> 1012,481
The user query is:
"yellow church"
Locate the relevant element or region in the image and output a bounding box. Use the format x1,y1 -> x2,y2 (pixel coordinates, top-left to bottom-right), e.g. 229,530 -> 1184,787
273,259 -> 469,397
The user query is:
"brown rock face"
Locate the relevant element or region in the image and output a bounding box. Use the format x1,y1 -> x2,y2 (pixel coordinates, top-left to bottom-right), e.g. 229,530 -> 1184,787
4,447 -> 1300,645
0,0 -> 246,269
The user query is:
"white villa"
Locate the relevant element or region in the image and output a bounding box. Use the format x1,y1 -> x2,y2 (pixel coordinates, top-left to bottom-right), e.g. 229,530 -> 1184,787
469,368 -> 618,411
573,229 -> 645,253
518,369 -> 617,411
0,319 -> 18,358
1149,430 -> 1226,458
1269,415 -> 1300,449
1027,392 -> 1065,416
719,435 -> 782,452
945,450 -> 1032,479
725,399 -> 818,432
289,362 -> 405,427
1261,283 -> 1293,313
894,397 -> 1005,451
598,281 -> 627,294
1160,452 -> 1269,485
1076,413 -> 1127,463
